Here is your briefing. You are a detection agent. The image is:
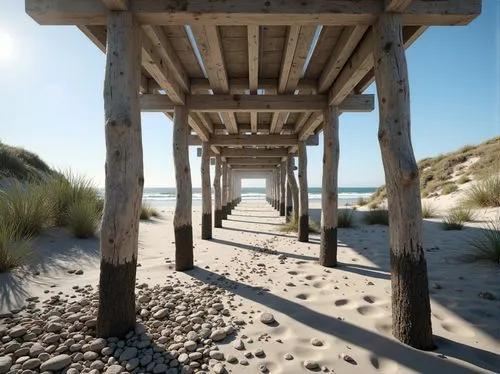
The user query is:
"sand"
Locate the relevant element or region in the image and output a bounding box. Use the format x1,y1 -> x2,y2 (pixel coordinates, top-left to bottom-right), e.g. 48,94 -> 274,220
1,199 -> 499,373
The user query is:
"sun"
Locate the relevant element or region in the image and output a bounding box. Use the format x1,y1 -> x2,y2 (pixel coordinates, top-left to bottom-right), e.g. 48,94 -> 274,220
0,32 -> 14,62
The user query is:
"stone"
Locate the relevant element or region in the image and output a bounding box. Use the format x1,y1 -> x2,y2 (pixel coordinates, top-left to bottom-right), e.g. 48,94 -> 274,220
304,360 -> 319,370
233,339 -> 244,350
126,358 -> 140,371
153,363 -> 168,373
340,353 -> 357,365
254,349 -> 265,358
209,351 -> 224,360
310,338 -> 324,347
240,359 -> 249,366
105,364 -> 125,374
119,347 -> 137,361
89,338 -> 107,352
9,326 -> 27,338
212,363 -> 226,374
46,322 -> 63,333
259,313 -> 275,324
153,309 -> 169,319
259,364 -> 268,373
0,356 -> 12,374
209,329 -> 226,342
178,353 -> 189,364
39,354 -> 72,372
184,340 -> 197,352
29,343 -> 44,358
226,355 -> 238,364
284,353 -> 294,360
21,358 -> 41,370
83,351 -> 99,360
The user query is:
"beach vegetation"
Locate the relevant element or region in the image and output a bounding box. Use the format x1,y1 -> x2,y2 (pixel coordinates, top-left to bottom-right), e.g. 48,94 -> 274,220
441,183 -> 458,195
421,202 -> 439,218
467,218 -> 500,264
464,176 -> 500,208
363,209 -> 389,226
67,197 -> 102,238
0,142 -> 53,181
441,206 -> 474,230
338,209 -> 355,228
279,216 -> 319,233
457,175 -> 471,184
355,197 -> 368,206
140,204 -> 160,220
0,221 -> 33,272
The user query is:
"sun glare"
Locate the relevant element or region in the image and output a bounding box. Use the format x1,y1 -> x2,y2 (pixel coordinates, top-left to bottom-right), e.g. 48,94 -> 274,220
0,32 -> 14,62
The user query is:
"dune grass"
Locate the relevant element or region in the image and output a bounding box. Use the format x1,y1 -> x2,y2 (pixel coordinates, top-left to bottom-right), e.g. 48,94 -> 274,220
355,197 -> 368,206
421,202 -> 439,218
363,209 -> 389,226
338,209 -> 355,228
441,183 -> 458,195
0,143 -> 53,181
140,204 -> 160,220
0,221 -> 33,273
279,215 -> 319,233
67,198 -> 102,238
468,218 -> 500,264
441,206 -> 474,230
464,176 -> 500,208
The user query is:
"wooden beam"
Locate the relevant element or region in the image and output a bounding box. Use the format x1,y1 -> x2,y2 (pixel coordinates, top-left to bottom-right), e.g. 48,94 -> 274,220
27,0 -> 482,26
385,0 -> 413,12
191,25 -> 238,134
230,165 -> 278,170
248,25 -> 259,134
278,26 -> 301,94
210,135 -> 299,147
101,0 -> 128,10
318,26 -> 368,93
226,158 -> 282,165
220,148 -> 289,158
190,78 -> 317,95
299,112 -> 323,141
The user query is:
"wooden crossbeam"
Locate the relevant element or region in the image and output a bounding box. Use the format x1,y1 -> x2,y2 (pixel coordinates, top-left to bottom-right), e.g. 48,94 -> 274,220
385,0 -> 413,12
190,78 -> 317,95
27,0 -> 482,26
226,158 -> 282,165
140,94 -> 374,113
210,135 -> 299,147
220,148 -> 289,158
299,113 -> 323,141
101,0 -> 128,10
229,165 -> 278,171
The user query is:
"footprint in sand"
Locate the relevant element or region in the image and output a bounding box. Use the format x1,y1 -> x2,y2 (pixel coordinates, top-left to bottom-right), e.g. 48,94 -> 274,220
334,299 -> 351,307
369,355 -> 398,374
432,312 -> 445,321
288,270 -> 299,275
363,295 -> 377,304
441,322 -> 475,337
304,274 -> 316,281
296,293 -> 310,301
312,281 -> 326,289
375,321 -> 392,335
356,305 -> 385,318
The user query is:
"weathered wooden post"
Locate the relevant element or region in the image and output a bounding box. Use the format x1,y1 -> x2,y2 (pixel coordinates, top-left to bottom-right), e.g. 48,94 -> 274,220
222,162 -> 228,219
98,11 -> 144,338
275,170 -> 280,210
214,155 -> 222,228
173,105 -> 193,271
320,106 -> 340,267
201,142 -> 212,239
266,176 -> 270,204
228,169 -> 233,213
279,163 -> 286,216
298,141 -> 309,242
285,161 -> 293,222
286,155 -> 299,222
374,13 -> 433,350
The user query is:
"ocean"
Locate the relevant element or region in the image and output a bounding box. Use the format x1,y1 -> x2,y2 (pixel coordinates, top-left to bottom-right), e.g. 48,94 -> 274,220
142,187 -> 375,208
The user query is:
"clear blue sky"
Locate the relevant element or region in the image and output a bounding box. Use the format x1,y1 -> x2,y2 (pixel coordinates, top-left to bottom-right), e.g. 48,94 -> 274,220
1,2 -> 498,188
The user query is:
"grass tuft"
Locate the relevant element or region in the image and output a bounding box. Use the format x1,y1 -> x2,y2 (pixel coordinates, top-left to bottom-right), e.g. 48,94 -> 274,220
140,204 -> 160,220
363,209 -> 389,226
422,202 -> 439,218
67,198 -> 102,238
457,175 -> 471,184
338,209 -> 355,228
355,197 -> 368,206
279,215 -> 318,233
441,206 -> 474,230
464,176 -> 500,208
467,218 -> 500,264
441,183 -> 458,195
0,221 -> 33,272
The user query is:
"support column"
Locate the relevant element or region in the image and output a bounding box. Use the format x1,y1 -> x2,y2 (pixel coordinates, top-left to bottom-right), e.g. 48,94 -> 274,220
279,163 -> 286,216
173,105 -> 193,271
286,155 -> 299,222
374,13 -> 433,350
214,155 -> 222,228
228,169 -> 233,213
98,11 -> 143,338
222,162 -> 228,219
266,176 -> 270,204
298,141 -> 309,242
320,106 -> 340,267
275,171 -> 280,210
201,142 -> 212,240
285,161 -> 293,222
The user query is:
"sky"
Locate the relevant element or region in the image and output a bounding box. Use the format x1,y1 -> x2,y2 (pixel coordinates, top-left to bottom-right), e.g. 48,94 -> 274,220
0,2 -> 499,188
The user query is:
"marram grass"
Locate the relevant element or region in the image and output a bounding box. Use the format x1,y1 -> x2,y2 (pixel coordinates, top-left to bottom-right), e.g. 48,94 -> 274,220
0,221 -> 33,273
467,218 -> 500,264
140,204 -> 160,220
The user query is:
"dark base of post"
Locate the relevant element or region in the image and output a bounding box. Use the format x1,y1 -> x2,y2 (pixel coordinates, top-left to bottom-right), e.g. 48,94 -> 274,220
298,214 -> 309,242
214,210 -> 223,228
222,205 -> 227,220
319,227 -> 338,267
201,213 -> 212,240
279,203 -> 285,216
286,206 -> 293,222
97,258 -> 137,338
174,225 -> 193,271
390,251 -> 435,350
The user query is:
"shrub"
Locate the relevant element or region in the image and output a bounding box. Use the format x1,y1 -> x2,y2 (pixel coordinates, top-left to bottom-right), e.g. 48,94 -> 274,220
279,215 -> 318,233
468,218 -> 500,264
0,221 -> 33,272
464,176 -> 500,207
140,204 -> 159,220
421,202 -> 439,218
338,209 -> 355,228
363,210 -> 389,226
441,183 -> 458,195
368,202 -> 380,210
441,207 -> 473,230
44,171 -> 101,226
0,181 -> 50,236
356,197 -> 368,206
457,175 -> 471,184
67,198 -> 102,238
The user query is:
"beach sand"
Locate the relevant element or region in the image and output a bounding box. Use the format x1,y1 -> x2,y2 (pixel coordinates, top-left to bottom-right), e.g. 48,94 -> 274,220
1,200 -> 499,373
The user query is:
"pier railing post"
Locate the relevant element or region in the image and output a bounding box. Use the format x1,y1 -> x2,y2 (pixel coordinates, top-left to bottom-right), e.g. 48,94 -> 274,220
320,106 -> 340,267
214,155 -> 222,228
98,10 -> 143,338
201,142 -> 212,239
374,13 -> 433,350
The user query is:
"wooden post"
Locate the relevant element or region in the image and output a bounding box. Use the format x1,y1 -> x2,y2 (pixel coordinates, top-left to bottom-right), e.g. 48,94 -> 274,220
285,161 -> 293,222
286,155 -> 299,222
266,176 -> 270,204
374,13 -> 433,350
173,105 -> 193,271
201,142 -> 212,239
298,141 -> 309,242
275,171 -> 280,210
320,106 -> 340,267
222,162 -> 228,219
98,11 -> 143,338
279,163 -> 286,216
228,169 -> 233,213
214,155 -> 222,228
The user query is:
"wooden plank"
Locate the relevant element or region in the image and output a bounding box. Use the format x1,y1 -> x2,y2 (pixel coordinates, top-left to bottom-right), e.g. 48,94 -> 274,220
143,25 -> 189,92
299,112 -> 323,141
190,78 -> 317,94
230,165 -> 277,170
226,158 -> 282,165
27,0 -> 482,26
278,26 -> 301,94
101,0 -> 128,10
294,113 -> 312,133
385,0 -> 412,12
318,26 -> 368,93
220,148 -> 289,158
210,134 -> 298,147
142,34 -> 185,105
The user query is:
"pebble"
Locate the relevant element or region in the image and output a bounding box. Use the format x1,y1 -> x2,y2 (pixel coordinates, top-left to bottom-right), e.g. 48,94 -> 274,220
284,353 -> 294,360
226,355 -> 238,364
105,364 -> 124,373
21,358 -> 41,370
254,349 -> 265,358
209,329 -> 226,342
340,353 -> 357,365
233,339 -> 245,350
39,354 -> 72,371
259,313 -> 275,324
119,347 -> 137,361
304,360 -> 319,370
311,338 -> 324,347
8,326 -> 27,338
0,356 -> 12,374
212,363 -> 226,374
209,351 -> 224,360
153,308 -> 169,319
